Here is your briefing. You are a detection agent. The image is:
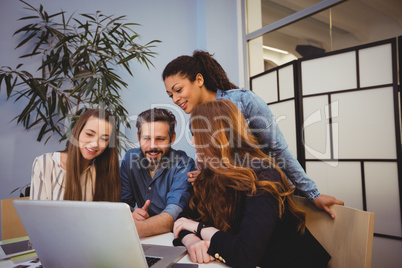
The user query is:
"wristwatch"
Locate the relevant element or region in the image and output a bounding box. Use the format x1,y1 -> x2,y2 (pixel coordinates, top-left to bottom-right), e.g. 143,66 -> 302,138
195,222 -> 206,239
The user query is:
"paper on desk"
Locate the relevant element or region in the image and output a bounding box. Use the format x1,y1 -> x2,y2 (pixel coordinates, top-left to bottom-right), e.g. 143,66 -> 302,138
10,255 -> 41,268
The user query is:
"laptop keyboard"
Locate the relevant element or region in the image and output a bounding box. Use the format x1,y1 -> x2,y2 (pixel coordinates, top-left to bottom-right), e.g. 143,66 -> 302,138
146,256 -> 162,267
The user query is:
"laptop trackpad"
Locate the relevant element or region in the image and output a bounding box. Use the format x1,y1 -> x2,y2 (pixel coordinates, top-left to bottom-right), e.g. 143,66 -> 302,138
142,244 -> 152,251
142,244 -> 185,255
142,244 -> 187,268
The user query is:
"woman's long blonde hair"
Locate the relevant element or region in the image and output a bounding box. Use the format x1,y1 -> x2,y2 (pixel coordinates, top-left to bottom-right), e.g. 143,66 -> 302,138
63,108 -> 121,202
190,99 -> 305,232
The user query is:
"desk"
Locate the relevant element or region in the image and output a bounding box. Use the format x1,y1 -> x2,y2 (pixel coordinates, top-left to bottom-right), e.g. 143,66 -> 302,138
0,233 -> 228,268
141,232 -> 227,267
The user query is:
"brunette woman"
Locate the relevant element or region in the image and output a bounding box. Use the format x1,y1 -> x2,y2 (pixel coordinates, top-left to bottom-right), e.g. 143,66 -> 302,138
173,99 -> 330,267
30,108 -> 120,201
163,50 -> 343,218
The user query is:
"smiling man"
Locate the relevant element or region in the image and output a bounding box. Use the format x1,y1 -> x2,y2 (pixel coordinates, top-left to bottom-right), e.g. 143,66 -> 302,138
120,108 -> 195,237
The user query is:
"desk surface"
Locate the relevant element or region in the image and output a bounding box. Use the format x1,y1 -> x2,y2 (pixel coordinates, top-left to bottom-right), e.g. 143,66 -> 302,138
141,232 -> 227,267
0,233 -> 227,268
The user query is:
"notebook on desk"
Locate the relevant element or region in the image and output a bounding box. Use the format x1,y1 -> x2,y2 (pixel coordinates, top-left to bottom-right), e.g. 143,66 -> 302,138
13,199 -> 186,268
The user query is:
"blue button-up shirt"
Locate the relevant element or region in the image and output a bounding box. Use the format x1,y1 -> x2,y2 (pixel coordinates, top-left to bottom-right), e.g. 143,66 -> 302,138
120,148 -> 195,219
216,89 -> 320,201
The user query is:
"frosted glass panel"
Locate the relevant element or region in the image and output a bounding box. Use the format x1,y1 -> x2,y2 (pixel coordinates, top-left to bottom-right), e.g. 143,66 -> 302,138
278,65 -> 294,100
365,162 -> 402,237
359,44 -> 393,88
332,87 -> 397,159
270,100 -> 297,156
399,91 -> 401,145
252,71 -> 278,103
305,161 -> 363,210
372,237 -> 402,268
301,51 -> 357,95
303,96 -> 331,159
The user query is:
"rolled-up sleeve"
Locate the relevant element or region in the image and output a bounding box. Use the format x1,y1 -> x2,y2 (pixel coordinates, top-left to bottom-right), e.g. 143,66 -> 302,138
120,150 -> 137,211
30,156 -> 44,200
163,158 -> 195,219
242,91 -> 319,200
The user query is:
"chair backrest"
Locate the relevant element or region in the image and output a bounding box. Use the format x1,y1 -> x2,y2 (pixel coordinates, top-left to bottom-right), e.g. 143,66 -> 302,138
294,196 -> 375,268
1,197 -> 29,240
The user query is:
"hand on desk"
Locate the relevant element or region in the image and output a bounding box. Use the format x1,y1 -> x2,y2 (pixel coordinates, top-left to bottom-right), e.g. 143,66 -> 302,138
312,194 -> 344,219
173,218 -> 199,238
132,201 -> 174,237
174,218 -> 219,264
182,234 -> 215,264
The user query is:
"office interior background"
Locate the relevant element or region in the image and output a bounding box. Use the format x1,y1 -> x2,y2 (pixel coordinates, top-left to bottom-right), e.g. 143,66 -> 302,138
0,0 -> 401,267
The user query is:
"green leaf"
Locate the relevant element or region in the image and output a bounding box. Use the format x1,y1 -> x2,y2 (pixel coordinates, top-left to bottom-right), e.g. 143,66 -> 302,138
47,11 -> 65,19
17,15 -> 40,21
16,31 -> 38,49
38,122 -> 49,142
80,13 -> 96,21
124,22 -> 141,26
3,1 -> 159,155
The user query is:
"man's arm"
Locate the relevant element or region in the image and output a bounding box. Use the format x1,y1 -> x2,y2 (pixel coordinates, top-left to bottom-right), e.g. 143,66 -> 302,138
133,154 -> 195,237
120,151 -> 136,210
134,212 -> 174,237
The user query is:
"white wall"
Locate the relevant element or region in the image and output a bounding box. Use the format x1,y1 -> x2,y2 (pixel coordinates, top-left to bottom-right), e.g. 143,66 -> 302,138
0,0 -> 240,239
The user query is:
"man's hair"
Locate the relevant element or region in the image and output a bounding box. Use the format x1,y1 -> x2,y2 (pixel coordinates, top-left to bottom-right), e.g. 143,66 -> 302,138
136,108 -> 176,140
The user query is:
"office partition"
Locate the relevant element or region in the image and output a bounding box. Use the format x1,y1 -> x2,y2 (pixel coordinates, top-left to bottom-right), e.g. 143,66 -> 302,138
250,37 -> 402,240
251,61 -> 299,158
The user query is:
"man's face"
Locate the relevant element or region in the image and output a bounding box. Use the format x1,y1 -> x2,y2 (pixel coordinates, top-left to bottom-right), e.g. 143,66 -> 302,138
138,121 -> 175,165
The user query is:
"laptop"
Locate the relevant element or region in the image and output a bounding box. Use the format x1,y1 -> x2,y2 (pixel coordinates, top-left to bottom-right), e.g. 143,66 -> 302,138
13,199 -> 187,268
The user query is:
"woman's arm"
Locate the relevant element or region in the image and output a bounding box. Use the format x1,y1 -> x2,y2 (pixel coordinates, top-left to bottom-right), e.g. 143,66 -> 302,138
242,91 -> 344,217
173,218 -> 215,264
182,234 -> 215,263
30,155 -> 48,200
242,91 -> 320,200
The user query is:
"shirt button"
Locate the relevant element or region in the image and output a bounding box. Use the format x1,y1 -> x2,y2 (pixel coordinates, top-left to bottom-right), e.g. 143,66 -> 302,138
148,186 -> 151,190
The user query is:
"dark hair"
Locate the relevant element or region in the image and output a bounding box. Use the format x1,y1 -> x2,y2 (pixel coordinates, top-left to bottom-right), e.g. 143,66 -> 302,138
64,108 -> 121,202
190,99 -> 306,233
136,108 -> 176,141
162,50 -> 238,92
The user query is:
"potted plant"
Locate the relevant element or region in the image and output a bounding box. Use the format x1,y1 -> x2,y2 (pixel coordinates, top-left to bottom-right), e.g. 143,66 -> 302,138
0,0 -> 160,196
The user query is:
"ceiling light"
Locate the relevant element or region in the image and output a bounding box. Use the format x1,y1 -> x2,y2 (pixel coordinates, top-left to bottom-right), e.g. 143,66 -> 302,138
263,45 -> 289,54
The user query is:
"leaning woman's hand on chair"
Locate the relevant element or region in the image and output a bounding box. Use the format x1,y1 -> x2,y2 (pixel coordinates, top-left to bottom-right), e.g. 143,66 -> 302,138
312,194 -> 344,219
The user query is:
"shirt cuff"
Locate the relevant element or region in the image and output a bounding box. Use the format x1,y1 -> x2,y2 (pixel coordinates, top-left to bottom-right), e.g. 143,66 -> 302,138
305,189 -> 320,201
162,203 -> 183,220
172,230 -> 193,246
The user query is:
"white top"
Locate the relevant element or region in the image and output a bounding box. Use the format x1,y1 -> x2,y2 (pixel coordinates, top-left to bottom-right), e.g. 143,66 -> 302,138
30,152 -> 96,200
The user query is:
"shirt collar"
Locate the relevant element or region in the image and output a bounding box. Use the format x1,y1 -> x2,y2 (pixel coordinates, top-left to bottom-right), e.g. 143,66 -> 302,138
216,88 -> 224,99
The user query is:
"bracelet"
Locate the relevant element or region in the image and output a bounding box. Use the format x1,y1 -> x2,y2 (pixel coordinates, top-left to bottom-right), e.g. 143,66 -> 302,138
195,222 -> 206,239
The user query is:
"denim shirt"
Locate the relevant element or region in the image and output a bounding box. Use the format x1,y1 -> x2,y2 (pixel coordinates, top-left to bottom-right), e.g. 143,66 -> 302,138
216,88 -> 320,201
120,148 -> 195,219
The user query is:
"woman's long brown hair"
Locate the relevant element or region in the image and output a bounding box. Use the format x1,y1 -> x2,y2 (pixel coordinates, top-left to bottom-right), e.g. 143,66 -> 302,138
190,99 -> 305,232
63,109 -> 121,202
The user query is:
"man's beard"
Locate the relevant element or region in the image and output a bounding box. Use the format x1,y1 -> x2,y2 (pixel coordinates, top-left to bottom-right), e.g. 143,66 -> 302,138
145,149 -> 164,165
